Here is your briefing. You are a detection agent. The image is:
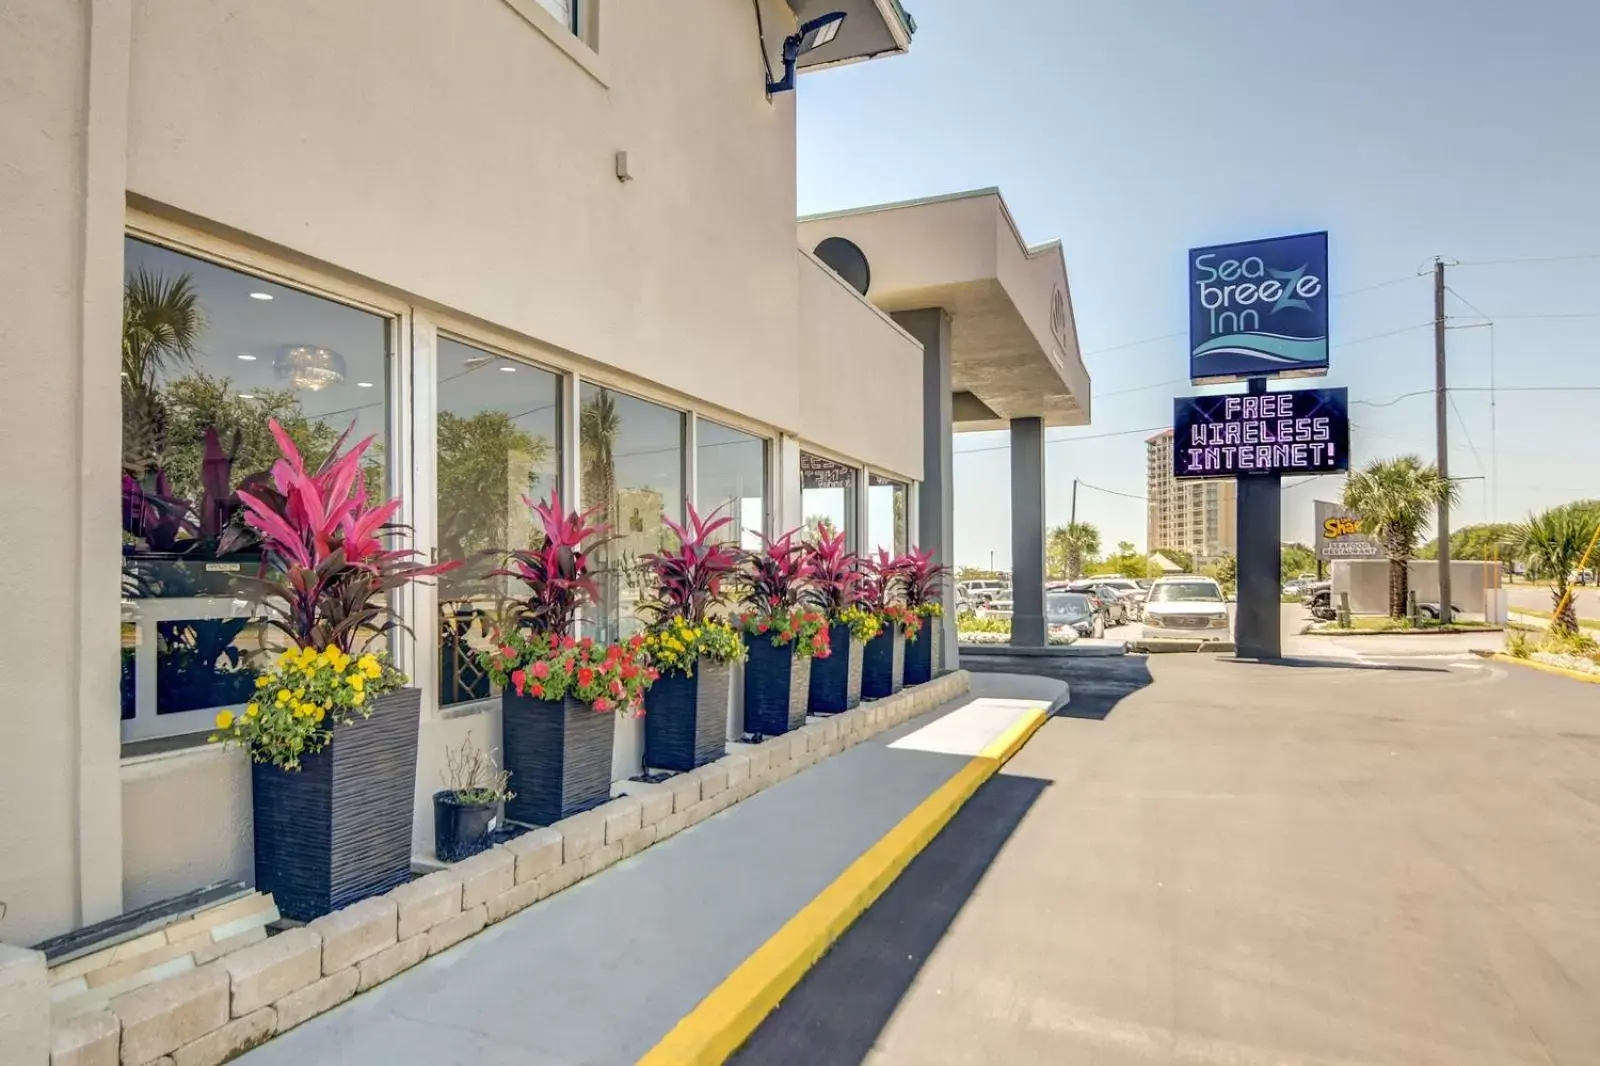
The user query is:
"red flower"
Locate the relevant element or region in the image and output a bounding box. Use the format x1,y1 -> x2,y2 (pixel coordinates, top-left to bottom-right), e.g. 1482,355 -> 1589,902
500,645 -> 516,661
510,668 -> 526,696
531,660 -> 551,680
757,622 -> 769,634
561,636 -> 576,650
630,633 -> 645,649
610,680 -> 624,697
580,636 -> 594,650
566,658 -> 577,674
531,682 -> 545,699
593,697 -> 611,712
577,667 -> 595,687
621,663 -> 636,680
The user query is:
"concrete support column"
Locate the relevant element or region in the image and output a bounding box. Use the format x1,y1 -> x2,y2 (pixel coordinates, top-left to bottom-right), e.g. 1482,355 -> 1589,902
1009,418 -> 1047,647
0,946 -> 49,1066
1234,383 -> 1282,658
891,309 -> 957,670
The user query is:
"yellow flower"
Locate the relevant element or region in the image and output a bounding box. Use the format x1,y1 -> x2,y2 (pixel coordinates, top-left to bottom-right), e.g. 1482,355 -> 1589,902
276,689 -> 291,704
215,710 -> 234,729
294,687 -> 306,699
246,703 -> 259,718
360,656 -> 381,679
351,692 -> 365,707
348,673 -> 365,691
255,676 -> 270,690
314,708 -> 326,722
278,649 -> 297,666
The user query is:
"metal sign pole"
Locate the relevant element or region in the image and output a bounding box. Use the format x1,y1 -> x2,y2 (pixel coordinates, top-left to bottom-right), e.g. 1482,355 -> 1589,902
1233,377 -> 1282,658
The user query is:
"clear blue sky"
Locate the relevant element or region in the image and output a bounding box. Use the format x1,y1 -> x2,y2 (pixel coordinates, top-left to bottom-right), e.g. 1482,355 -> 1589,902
796,0 -> 1600,567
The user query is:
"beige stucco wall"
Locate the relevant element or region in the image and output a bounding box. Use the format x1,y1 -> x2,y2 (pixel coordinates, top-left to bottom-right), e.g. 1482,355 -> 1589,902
121,748 -> 254,911
1332,560 -> 1501,616
0,0 -> 127,946
797,252 -> 924,480
126,0 -> 804,434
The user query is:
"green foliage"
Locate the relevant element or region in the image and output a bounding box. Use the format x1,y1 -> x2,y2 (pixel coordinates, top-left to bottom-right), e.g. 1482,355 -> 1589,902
1417,523 -> 1519,561
1046,522 -> 1101,580
161,372 -> 347,503
1280,543 -> 1317,582
1093,541 -> 1153,579
956,567 -> 1007,581
1207,553 -> 1237,595
1509,503 -> 1600,636
1154,547 -> 1195,573
1342,455 -> 1459,619
1506,629 -> 1531,659
956,615 -> 1011,634
122,269 -> 203,481
436,410 -> 551,561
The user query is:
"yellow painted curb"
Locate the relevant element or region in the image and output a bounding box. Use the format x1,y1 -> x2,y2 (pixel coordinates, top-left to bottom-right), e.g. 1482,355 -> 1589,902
637,705 -> 1050,1066
1492,653 -> 1600,685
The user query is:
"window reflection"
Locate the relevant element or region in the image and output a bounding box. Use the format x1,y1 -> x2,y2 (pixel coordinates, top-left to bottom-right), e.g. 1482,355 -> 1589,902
696,421 -> 766,550
120,238 -> 390,739
800,452 -> 857,547
435,339 -> 562,707
580,385 -> 684,640
868,474 -> 908,556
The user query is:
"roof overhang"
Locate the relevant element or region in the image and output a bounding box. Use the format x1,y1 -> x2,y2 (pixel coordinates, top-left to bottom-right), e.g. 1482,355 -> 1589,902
787,0 -> 914,72
798,189 -> 1091,431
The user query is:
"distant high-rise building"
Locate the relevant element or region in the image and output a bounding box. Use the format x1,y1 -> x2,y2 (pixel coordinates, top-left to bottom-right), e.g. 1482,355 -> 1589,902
1146,430 -> 1237,565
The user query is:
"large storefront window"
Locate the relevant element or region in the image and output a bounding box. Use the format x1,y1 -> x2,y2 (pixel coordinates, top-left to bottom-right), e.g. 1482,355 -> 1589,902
867,474 -> 909,557
120,238 -> 390,740
435,339 -> 562,708
580,384 -> 684,641
800,452 -> 857,546
696,420 -> 767,550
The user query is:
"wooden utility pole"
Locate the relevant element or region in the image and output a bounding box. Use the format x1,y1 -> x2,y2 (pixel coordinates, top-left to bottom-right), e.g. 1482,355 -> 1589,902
1434,258 -> 1453,621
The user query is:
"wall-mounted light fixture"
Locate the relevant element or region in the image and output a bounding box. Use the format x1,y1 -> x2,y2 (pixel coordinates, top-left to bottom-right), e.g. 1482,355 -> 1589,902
765,12 -> 846,95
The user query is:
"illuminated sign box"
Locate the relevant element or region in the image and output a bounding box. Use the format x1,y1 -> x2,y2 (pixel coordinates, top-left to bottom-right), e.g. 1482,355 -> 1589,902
1174,387 -> 1349,480
1189,231 -> 1329,385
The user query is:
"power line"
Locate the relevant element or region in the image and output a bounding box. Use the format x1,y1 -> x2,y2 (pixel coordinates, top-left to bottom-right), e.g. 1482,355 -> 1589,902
952,423 -> 1168,457
1453,253 -> 1600,268
1076,480 -> 1147,502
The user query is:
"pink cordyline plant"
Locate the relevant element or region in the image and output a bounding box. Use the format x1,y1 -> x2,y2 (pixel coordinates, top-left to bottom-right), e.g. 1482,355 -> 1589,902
493,493 -> 611,638
802,528 -> 869,616
737,528 -> 815,614
899,547 -> 950,614
639,504 -> 740,624
860,549 -> 912,613
233,419 -> 458,653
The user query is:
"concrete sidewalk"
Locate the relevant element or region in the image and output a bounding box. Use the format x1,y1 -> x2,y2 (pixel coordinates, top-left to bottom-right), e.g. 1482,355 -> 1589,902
235,673 -> 1065,1066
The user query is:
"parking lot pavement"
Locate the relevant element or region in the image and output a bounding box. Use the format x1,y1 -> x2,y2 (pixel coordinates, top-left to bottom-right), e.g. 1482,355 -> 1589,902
747,650 -> 1600,1065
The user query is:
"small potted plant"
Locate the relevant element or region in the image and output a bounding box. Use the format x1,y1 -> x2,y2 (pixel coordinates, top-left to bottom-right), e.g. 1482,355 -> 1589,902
803,529 -> 880,714
900,547 -> 950,685
434,733 -> 514,862
213,420 -> 457,922
637,506 -> 746,771
860,550 -> 917,700
735,530 -> 829,737
479,495 -> 655,826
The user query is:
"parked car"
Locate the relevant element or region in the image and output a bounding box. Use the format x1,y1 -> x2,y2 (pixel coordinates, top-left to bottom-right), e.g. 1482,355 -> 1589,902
959,580 -> 1009,605
1417,602 -> 1463,622
975,598 -> 1012,620
1142,577 -> 1231,640
1047,591 -> 1104,639
1299,580 -> 1331,606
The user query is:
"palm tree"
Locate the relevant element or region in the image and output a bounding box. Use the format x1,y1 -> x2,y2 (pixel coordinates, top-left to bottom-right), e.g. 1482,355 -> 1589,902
1510,503 -> 1600,635
1342,455 -> 1458,619
579,390 -> 622,635
122,269 -> 202,482
1047,522 -> 1101,580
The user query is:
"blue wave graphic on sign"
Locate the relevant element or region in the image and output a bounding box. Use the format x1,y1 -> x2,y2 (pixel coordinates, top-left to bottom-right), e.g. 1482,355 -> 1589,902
1192,333 -> 1329,366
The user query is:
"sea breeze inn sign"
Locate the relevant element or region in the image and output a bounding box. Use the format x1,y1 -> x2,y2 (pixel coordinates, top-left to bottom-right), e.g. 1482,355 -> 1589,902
1189,231 -> 1330,384
1173,388 -> 1350,479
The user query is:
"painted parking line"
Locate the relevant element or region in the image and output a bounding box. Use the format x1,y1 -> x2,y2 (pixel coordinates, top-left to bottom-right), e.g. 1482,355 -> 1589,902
636,702 -> 1050,1066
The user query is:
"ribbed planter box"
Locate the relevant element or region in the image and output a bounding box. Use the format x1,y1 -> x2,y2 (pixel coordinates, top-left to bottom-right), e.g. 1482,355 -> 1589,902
902,624 -> 942,686
742,635 -> 811,737
501,691 -> 615,827
251,688 -> 421,923
644,659 -> 730,772
861,628 -> 906,700
808,623 -> 863,714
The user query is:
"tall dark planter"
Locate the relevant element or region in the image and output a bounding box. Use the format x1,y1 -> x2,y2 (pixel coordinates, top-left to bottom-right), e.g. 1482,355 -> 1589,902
902,623 -> 942,686
644,659 -> 730,772
252,688 -> 421,923
742,635 -> 810,737
501,691 -> 614,827
861,628 -> 906,700
807,623 -> 863,714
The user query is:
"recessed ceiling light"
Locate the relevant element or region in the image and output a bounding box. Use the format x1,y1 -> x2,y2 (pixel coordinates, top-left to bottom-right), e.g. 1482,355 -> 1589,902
238,393 -> 256,400
499,365 -> 517,373
356,381 -> 374,388
249,292 -> 274,301
237,353 -> 257,361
